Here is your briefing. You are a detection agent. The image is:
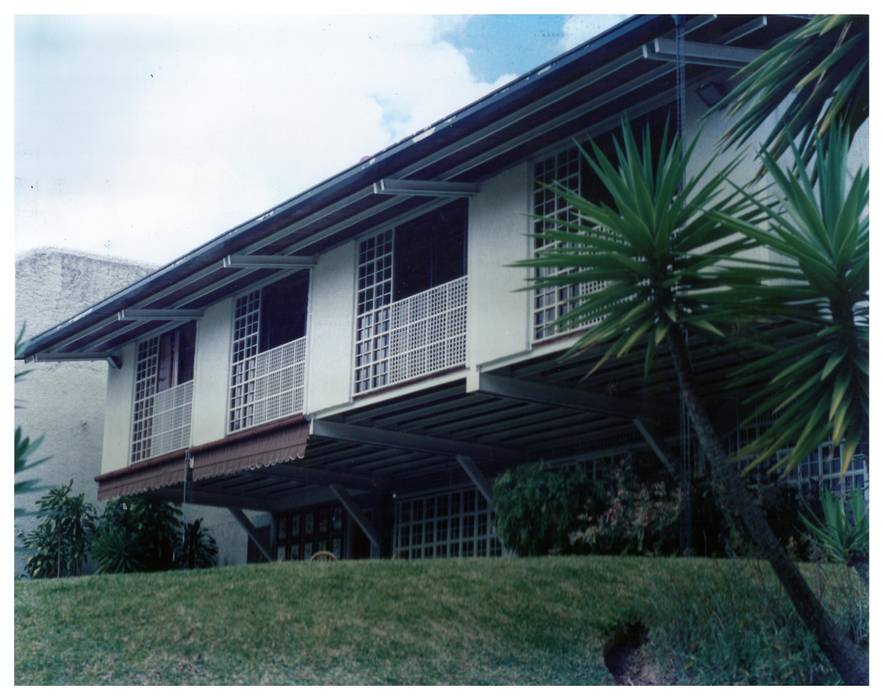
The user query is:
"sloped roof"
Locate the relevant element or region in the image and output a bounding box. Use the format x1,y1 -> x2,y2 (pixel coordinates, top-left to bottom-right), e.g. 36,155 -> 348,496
19,14 -> 806,360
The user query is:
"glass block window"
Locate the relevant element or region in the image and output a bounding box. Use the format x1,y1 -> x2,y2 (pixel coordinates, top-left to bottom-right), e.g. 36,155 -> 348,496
729,414 -> 869,498
130,336 -> 160,463
532,146 -> 609,342
393,486 -> 502,559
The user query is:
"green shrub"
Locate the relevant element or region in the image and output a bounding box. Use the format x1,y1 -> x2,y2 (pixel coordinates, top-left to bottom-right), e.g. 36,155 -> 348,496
93,496 -> 182,573
20,482 -> 97,578
493,462 -> 599,556
570,462 -> 680,555
175,518 -> 218,569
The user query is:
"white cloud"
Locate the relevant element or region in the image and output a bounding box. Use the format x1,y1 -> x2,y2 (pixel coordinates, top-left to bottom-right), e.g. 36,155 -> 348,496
559,14 -> 630,52
15,16 -> 517,264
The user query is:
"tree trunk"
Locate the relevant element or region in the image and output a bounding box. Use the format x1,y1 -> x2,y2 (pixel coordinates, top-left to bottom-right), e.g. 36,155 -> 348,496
667,330 -> 868,685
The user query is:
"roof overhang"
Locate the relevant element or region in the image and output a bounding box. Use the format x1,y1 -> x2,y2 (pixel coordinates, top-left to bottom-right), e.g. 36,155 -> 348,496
19,14 -> 808,362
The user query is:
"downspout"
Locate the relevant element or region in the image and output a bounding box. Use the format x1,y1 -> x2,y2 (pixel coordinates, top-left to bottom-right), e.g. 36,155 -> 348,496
673,14 -> 694,556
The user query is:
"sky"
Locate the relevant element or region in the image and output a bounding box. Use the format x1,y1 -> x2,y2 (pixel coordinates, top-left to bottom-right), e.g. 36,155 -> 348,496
14,14 -> 628,265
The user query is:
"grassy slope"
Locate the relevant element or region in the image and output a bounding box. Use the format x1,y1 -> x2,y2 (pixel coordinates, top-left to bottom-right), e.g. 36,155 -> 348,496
15,556 -> 866,685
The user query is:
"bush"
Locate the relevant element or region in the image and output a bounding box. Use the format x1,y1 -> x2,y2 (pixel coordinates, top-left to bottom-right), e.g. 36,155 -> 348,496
93,496 -> 182,573
92,496 -> 219,573
493,462 -> 600,556
570,461 -> 680,555
175,518 -> 218,569
20,482 -> 97,578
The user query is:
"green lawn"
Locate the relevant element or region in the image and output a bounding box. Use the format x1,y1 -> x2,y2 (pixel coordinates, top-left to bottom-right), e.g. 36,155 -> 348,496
14,556 -> 867,685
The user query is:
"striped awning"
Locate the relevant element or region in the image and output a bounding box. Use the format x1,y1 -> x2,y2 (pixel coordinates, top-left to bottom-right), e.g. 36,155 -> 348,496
96,415 -> 309,500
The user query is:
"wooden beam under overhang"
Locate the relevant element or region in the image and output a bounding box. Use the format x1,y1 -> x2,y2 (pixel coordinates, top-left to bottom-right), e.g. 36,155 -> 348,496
116,308 -> 203,321
372,179 -> 480,198
221,254 -> 317,270
311,418 -> 519,464
477,373 -> 655,420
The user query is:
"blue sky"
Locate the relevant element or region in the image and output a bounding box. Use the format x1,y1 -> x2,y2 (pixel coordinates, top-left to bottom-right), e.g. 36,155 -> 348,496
15,14 -> 627,264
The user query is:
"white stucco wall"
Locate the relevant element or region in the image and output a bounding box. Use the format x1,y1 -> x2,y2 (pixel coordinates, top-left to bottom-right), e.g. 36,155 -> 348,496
467,163 -> 532,369
304,241 -> 357,415
14,248 -> 154,576
190,297 -> 233,445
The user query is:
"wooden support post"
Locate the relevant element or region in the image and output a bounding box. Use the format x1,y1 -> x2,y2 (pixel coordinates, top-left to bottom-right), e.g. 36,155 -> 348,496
455,455 -> 494,507
329,484 -> 381,559
228,508 -> 273,563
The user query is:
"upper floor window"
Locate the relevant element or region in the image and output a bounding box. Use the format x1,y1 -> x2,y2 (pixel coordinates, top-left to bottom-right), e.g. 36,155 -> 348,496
131,322 -> 196,463
354,200 -> 469,395
531,120 -> 663,342
229,272 -> 309,433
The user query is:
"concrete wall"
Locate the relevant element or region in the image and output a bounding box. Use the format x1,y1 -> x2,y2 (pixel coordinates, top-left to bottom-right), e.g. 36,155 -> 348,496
190,297 -> 233,445
467,163 -> 532,369
14,248 -> 154,576
305,241 -> 357,415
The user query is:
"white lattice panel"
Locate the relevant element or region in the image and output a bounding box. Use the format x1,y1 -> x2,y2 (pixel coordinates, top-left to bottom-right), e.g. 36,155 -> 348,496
148,381 -> 194,457
354,276 -> 467,395
229,336 -> 307,433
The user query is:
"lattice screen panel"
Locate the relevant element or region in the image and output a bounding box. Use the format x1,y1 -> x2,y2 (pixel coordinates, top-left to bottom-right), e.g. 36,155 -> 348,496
354,274 -> 467,395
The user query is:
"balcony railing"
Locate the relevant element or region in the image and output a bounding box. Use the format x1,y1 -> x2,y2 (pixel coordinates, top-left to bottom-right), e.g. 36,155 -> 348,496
131,380 -> 193,462
229,336 -> 307,433
354,275 -> 468,395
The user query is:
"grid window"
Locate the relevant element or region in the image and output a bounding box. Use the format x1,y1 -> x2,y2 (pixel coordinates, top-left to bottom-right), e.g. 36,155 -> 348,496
228,283 -> 308,433
393,487 -> 502,560
354,228 -> 468,396
130,329 -> 194,463
728,413 -> 869,499
532,146 -> 606,341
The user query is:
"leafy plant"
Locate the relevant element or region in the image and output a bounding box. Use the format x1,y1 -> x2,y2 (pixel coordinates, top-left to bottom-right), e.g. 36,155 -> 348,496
20,482 -> 97,578
514,119 -> 868,683
493,462 -> 598,556
717,126 -> 868,476
571,461 -> 680,555
14,323 -> 47,518
175,518 -> 218,569
93,496 -> 182,573
800,488 -> 868,585
718,14 -> 868,163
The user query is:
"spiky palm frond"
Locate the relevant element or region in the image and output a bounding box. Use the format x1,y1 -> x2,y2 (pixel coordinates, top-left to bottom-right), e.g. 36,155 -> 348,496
800,488 -> 868,566
713,126 -> 868,476
718,14 -> 868,163
513,119 -> 765,377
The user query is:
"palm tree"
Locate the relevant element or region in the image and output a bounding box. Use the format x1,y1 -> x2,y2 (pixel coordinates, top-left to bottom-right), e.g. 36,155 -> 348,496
717,14 -> 868,164
515,121 -> 868,684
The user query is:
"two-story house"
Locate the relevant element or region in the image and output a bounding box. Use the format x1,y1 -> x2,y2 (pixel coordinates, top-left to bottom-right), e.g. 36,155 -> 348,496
18,15 -> 868,564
